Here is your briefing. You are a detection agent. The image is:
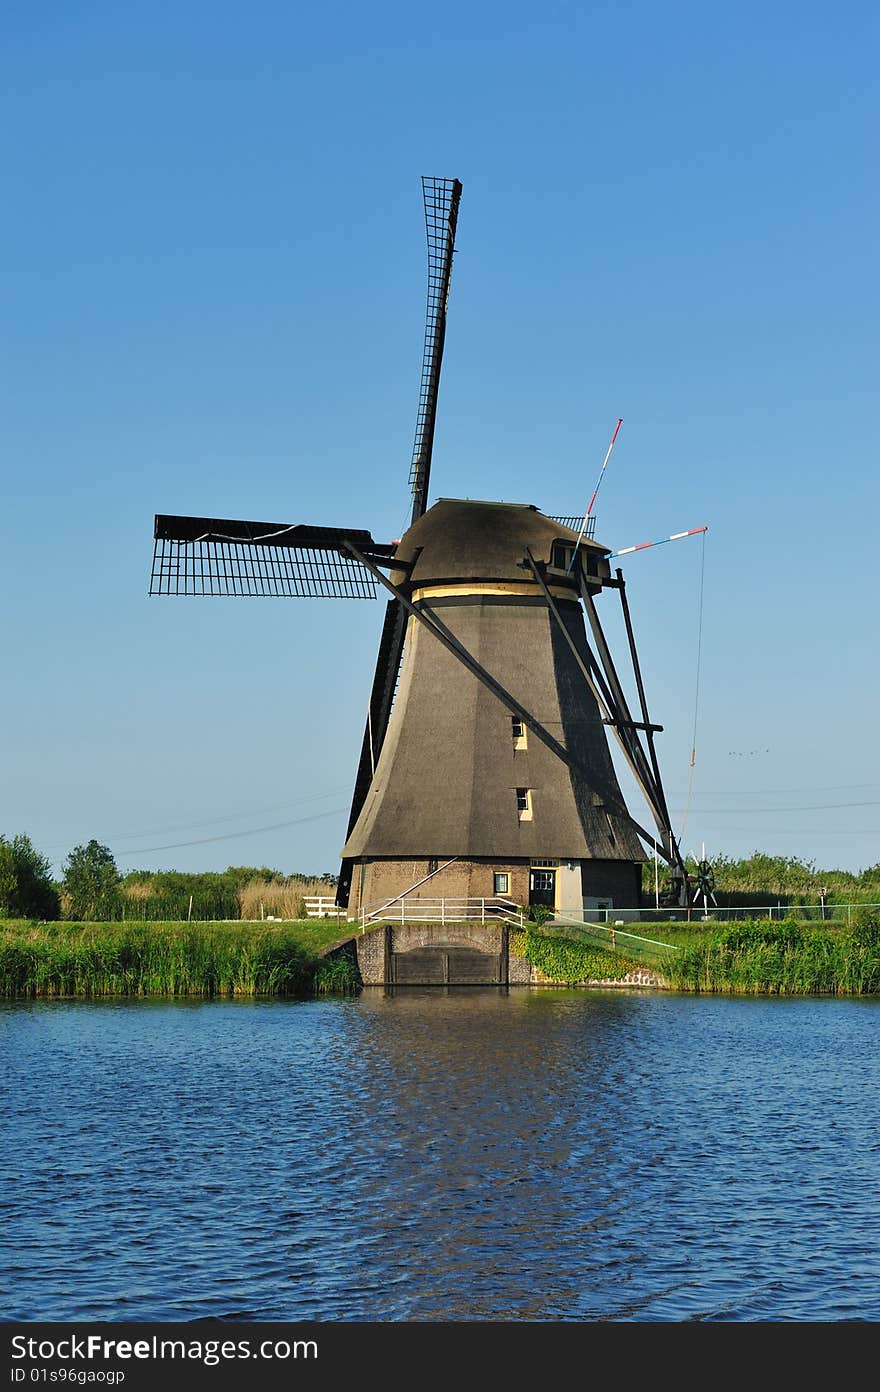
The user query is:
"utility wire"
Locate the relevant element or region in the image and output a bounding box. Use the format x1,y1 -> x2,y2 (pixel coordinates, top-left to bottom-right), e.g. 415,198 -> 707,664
114,806 -> 348,859
671,799 -> 880,814
678,529 -> 707,842
39,787 -> 353,850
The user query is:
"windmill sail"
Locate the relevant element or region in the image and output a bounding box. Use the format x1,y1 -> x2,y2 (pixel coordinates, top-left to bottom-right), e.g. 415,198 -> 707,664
336,597 -> 408,907
338,177 -> 463,903
150,515 -> 392,599
408,176 -> 462,523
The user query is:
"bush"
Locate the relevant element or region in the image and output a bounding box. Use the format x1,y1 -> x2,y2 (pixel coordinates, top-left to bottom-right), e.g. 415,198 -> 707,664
62,841 -> 121,921
0,834 -> 60,920
523,928 -> 635,984
527,905 -> 554,926
848,906 -> 880,951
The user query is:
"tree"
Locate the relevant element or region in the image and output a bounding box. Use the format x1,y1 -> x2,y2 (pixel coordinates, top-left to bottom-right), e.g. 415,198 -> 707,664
0,834 -> 61,919
62,840 -> 120,921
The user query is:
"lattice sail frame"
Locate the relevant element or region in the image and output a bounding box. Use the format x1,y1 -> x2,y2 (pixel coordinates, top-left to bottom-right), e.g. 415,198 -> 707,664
150,517 -> 387,599
408,177 -> 462,512
548,515 -> 598,537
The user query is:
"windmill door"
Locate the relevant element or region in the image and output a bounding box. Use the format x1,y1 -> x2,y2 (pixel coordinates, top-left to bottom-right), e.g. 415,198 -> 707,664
529,868 -> 556,909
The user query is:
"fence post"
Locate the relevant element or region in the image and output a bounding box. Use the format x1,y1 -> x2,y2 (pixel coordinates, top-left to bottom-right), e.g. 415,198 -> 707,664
481,897 -> 485,924
441,898 -> 446,926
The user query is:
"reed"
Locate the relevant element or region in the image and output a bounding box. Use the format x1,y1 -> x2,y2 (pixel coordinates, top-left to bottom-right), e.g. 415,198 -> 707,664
659,913 -> 880,996
0,920 -> 354,998
237,877 -> 332,922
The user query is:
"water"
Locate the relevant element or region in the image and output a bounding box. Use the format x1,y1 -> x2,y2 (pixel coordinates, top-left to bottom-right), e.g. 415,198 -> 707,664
2,988 -> 879,1322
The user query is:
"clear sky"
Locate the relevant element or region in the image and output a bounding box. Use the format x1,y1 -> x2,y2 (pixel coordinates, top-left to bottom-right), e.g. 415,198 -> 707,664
3,1 -> 877,879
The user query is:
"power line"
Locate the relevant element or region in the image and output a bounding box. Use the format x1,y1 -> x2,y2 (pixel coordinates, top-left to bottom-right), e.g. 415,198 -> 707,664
39,787 -> 353,850
667,782 -> 880,796
671,799 -> 880,814
114,806 -> 348,859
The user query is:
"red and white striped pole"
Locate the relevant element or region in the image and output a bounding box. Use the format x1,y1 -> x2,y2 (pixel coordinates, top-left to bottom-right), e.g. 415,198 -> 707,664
567,418 -> 623,571
611,526 -> 708,558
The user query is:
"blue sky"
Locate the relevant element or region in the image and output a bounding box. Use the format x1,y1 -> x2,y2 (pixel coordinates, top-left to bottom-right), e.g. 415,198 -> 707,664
3,1 -> 877,878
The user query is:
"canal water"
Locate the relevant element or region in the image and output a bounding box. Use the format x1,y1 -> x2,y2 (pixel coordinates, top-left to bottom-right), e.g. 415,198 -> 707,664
2,989 -> 879,1322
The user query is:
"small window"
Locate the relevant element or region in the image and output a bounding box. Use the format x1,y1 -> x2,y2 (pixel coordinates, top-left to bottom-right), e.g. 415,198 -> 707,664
511,717 -> 527,750
493,872 -> 509,895
516,787 -> 532,820
551,541 -> 576,571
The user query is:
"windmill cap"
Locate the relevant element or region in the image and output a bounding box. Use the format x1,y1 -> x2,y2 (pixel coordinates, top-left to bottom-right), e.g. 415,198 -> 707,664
391,497 -> 609,589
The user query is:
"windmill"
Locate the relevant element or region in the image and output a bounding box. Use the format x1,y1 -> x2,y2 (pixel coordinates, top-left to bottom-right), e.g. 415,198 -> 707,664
149,176 -> 690,920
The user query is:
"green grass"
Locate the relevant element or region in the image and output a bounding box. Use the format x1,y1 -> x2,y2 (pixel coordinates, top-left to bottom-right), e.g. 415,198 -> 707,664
513,911 -> 880,995
7,913 -> 878,998
0,919 -> 359,999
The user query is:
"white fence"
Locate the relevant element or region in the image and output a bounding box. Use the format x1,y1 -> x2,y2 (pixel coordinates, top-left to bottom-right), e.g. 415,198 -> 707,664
304,896 -> 347,919
310,895 -> 880,929
360,896 -> 526,930
592,901 -> 880,926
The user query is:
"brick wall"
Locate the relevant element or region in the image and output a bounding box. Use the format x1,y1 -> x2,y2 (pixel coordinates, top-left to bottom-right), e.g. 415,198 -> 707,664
347,856 -> 642,916
349,858 -> 531,918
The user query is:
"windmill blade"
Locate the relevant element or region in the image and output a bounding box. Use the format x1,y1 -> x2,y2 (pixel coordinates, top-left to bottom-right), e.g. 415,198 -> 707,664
408,176 -> 462,523
150,514 -> 394,598
337,597 -> 409,906
567,418 -> 623,573
611,526 -> 708,557
340,176 -> 461,903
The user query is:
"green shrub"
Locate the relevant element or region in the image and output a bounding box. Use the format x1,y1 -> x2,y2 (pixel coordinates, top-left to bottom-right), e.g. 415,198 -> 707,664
848,906 -> 880,950
523,928 -> 635,984
0,835 -> 60,920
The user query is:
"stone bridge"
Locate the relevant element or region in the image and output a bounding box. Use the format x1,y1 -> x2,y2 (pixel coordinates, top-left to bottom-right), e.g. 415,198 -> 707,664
353,921 -> 533,986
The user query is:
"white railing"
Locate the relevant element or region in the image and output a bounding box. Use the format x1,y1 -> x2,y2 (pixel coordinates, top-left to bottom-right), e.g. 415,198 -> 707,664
360,896 -> 526,930
589,901 -> 880,926
304,896 -> 347,919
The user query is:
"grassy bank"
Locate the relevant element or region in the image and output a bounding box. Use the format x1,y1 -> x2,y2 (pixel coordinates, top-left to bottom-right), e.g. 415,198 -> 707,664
6,915 -> 879,999
0,919 -> 359,999
658,913 -> 880,995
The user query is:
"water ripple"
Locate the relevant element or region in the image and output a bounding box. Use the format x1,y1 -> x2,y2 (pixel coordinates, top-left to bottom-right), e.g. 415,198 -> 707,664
1,990 -> 879,1320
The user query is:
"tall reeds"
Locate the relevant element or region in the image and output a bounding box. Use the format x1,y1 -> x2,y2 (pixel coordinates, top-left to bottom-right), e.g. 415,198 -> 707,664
236,877 -> 332,921
659,913 -> 880,995
0,920 -> 342,998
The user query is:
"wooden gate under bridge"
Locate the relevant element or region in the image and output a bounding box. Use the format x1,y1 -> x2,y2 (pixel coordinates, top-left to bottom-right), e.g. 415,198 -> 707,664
356,921 -> 515,986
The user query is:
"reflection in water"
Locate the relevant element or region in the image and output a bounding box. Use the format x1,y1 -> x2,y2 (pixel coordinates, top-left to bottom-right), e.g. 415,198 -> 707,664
1,989 -> 879,1320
